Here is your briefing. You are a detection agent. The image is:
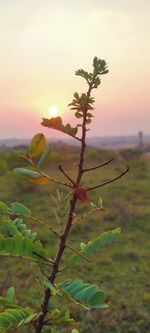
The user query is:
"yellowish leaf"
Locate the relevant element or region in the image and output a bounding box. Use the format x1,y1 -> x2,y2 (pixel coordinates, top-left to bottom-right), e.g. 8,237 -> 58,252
29,133 -> 46,157
30,177 -> 51,185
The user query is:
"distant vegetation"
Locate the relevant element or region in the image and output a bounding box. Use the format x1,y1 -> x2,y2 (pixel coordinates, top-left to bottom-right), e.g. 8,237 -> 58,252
0,145 -> 150,332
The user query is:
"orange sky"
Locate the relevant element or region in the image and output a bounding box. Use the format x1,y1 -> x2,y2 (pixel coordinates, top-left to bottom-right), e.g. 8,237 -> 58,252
0,0 -> 150,139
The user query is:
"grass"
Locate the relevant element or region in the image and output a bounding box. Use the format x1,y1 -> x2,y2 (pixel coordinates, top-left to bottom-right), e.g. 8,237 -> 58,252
0,147 -> 150,332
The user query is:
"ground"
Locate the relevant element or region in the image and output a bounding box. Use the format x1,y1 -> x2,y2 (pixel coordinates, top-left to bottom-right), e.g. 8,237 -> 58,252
0,146 -> 150,333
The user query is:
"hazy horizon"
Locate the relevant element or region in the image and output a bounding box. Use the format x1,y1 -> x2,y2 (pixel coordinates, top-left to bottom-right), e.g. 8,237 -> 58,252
0,0 -> 150,139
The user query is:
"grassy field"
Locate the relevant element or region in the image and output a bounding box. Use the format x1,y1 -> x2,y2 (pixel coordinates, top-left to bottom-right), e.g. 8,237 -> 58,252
0,146 -> 150,333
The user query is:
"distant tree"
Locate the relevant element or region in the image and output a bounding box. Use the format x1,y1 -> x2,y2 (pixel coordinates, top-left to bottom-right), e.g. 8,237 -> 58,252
0,57 -> 129,332
138,131 -> 144,147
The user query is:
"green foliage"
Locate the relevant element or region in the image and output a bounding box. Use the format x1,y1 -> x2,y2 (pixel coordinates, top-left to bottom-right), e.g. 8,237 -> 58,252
9,202 -> 31,217
0,287 -> 39,332
6,216 -> 37,241
0,202 -> 8,215
75,57 -> 108,88
68,92 -> 95,115
42,277 -> 59,295
14,168 -> 42,179
0,296 -> 18,310
37,144 -> 52,169
69,228 -> 121,265
0,148 -> 149,333
13,218 -> 37,241
0,201 -> 37,241
0,234 -> 48,263
6,287 -> 15,303
60,279 -> 107,309
14,168 -> 51,184
2,216 -> 22,237
51,190 -> 72,225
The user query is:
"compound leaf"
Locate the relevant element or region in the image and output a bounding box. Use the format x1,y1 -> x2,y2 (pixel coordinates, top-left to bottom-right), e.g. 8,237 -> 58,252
69,228 -> 121,264
9,203 -> 31,217
60,279 -> 107,309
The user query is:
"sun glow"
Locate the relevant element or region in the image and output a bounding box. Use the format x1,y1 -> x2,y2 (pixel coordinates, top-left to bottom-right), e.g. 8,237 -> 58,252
48,105 -> 58,117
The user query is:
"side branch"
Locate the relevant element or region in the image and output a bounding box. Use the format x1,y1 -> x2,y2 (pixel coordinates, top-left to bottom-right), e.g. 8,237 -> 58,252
29,216 -> 60,238
58,164 -> 76,187
66,244 -> 91,263
86,165 -> 129,192
35,166 -> 73,189
74,135 -> 82,142
72,206 -> 104,226
83,158 -> 114,172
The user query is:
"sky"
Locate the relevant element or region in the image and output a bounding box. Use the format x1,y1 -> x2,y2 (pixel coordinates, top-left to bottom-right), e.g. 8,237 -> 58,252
0,0 -> 150,139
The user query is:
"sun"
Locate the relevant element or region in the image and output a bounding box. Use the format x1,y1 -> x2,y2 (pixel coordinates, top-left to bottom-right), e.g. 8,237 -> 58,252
48,105 -> 58,117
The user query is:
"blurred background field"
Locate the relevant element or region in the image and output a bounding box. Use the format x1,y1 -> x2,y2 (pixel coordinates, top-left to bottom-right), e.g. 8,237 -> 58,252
0,143 -> 150,333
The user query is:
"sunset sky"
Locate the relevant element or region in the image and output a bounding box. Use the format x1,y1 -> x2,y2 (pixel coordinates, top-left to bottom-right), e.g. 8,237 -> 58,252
0,0 -> 150,139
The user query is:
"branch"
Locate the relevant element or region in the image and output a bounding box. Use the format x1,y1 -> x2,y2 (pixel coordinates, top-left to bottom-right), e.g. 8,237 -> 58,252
8,212 -> 60,238
65,244 -> 91,263
58,164 -> 76,186
83,158 -> 114,172
29,216 -> 60,238
72,206 -> 104,226
35,166 -> 74,189
32,252 -> 54,266
86,165 -> 129,192
74,136 -> 82,142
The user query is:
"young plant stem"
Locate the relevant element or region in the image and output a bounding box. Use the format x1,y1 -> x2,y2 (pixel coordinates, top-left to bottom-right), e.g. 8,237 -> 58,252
65,243 -> 91,263
83,158 -> 114,172
72,206 -> 103,226
35,84 -> 93,333
58,164 -> 76,186
86,165 -> 129,191
35,166 -> 73,189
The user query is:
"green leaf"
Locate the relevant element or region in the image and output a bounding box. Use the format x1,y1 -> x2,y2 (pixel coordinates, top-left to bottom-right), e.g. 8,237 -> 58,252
18,155 -> 32,164
72,330 -> 80,333
9,203 -> 31,217
0,202 -> 8,216
0,296 -> 19,310
37,144 -> 52,169
13,218 -> 37,242
51,190 -> 72,223
60,279 -> 107,309
1,217 -> 21,237
0,307 -> 38,332
14,168 -> 41,179
0,235 -> 48,264
69,228 -> 121,265
80,242 -> 86,250
42,278 -> 59,295
29,133 -> 46,157
6,288 -> 15,303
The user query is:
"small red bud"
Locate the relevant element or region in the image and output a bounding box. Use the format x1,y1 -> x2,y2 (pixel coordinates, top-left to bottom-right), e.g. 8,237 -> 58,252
74,187 -> 89,203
